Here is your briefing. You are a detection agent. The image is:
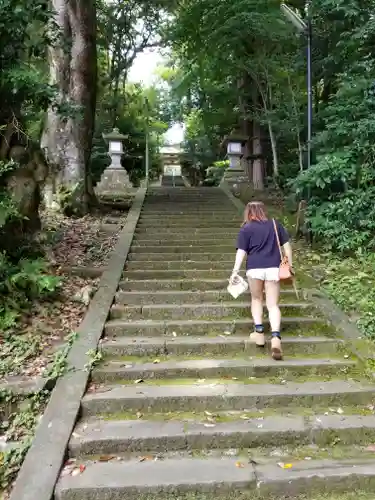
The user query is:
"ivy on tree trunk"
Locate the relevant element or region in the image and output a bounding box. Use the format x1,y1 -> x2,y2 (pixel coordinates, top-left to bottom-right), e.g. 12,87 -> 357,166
42,0 -> 97,214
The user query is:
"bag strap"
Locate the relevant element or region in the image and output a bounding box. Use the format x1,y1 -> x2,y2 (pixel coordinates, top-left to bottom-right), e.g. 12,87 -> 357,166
273,219 -> 284,260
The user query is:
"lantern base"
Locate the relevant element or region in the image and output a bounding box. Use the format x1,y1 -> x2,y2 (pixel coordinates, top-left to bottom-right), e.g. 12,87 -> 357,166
220,168 -> 248,185
96,166 -> 134,196
220,168 -> 249,197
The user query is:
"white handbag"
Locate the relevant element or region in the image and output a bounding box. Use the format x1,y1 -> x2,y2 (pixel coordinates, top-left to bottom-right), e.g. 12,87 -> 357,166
227,275 -> 248,299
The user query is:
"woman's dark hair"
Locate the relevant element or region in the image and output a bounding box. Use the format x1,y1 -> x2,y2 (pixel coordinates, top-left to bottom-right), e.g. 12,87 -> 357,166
242,201 -> 268,225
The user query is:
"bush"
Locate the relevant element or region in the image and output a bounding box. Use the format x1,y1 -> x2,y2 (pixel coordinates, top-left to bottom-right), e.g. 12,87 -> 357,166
202,160 -> 229,186
0,254 -> 61,332
0,161 -> 61,332
294,150 -> 375,252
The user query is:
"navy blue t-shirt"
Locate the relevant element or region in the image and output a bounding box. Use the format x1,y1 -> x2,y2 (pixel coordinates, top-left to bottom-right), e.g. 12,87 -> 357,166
236,220 -> 289,270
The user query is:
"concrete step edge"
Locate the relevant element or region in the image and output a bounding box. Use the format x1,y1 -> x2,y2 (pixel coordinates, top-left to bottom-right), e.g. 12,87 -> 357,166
93,358 -> 355,382
56,456 -> 375,500
69,415 -> 375,455
111,302 -> 313,312
82,380 -> 375,406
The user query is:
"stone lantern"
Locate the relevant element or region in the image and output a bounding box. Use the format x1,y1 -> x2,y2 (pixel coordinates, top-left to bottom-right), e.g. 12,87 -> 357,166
220,130 -> 248,189
96,128 -> 133,195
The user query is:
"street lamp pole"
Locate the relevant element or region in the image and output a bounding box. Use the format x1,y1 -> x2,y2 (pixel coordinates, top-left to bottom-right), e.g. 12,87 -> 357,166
281,1 -> 312,170
144,97 -> 150,187
306,0 -> 312,172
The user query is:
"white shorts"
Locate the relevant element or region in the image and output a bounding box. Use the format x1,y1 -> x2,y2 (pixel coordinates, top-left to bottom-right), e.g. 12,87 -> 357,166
246,267 -> 280,282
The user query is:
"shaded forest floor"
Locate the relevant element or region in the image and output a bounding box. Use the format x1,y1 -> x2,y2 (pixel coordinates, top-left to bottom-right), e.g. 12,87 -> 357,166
1,206 -> 128,385
0,202 -> 130,498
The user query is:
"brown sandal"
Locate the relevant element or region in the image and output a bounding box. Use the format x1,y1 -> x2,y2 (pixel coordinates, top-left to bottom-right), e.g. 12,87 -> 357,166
271,347 -> 283,361
271,335 -> 283,360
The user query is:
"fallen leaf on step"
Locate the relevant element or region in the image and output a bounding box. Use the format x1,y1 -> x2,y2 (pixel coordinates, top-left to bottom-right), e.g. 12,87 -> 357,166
235,461 -> 245,468
136,412 -> 143,419
278,463 -> 293,469
204,411 -> 213,416
71,465 -> 86,476
365,444 -> 375,452
336,407 -> 344,414
153,359 -> 160,364
134,379 -> 144,384
139,455 -> 154,462
87,384 -> 111,394
98,455 -> 115,462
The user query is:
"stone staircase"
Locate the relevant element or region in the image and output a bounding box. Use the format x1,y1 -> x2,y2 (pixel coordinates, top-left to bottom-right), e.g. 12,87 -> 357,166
56,187 -> 375,500
161,175 -> 185,187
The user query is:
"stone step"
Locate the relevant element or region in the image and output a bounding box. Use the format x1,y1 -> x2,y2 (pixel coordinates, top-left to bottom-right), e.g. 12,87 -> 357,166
124,260 -> 235,271
119,278 -> 287,291
70,414 -> 375,456
100,336 -> 341,358
137,221 -> 240,228
140,210 -> 238,216
104,317 -> 330,337
54,456 -> 375,500
138,214 -> 239,220
121,269 -> 244,280
127,253 -> 234,262
135,228 -> 238,236
56,454 -> 375,499
141,205 -> 236,210
131,239 -> 236,247
109,302 -> 314,320
128,245 -> 236,254
81,380 -> 375,415
92,357 -> 354,383
115,289 -> 301,304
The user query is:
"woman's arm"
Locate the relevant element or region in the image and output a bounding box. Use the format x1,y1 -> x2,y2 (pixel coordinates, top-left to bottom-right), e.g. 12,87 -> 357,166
232,249 -> 247,273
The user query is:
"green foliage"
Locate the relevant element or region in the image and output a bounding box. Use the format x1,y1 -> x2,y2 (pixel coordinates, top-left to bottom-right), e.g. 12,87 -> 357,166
289,0 -> 375,252
0,255 -> 60,332
202,160 -> 229,186
302,250 -> 375,341
92,83 -> 166,186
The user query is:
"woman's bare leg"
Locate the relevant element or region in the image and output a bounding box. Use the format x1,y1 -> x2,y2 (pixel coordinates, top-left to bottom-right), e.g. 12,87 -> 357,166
248,278 -> 265,346
264,280 -> 282,359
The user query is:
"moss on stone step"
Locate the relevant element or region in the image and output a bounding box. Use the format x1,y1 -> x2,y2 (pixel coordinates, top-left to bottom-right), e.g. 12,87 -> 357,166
98,403 -> 375,423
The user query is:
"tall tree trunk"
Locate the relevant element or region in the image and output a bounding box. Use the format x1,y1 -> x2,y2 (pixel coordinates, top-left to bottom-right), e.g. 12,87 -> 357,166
41,0 -> 97,213
251,85 -> 264,191
252,120 -> 264,191
267,119 -> 278,177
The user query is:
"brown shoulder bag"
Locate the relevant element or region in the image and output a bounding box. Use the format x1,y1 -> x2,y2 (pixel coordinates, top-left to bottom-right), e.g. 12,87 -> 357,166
273,219 -> 299,297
